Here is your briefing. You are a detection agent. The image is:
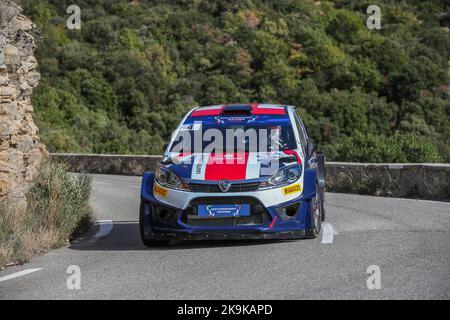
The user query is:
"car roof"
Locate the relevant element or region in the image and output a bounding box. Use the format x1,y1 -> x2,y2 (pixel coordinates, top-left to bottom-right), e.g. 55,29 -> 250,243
190,104 -> 294,117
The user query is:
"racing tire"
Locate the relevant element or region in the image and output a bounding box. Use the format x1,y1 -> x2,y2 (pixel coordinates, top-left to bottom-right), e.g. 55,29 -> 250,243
316,153 -> 326,222
319,187 -> 326,222
139,200 -> 170,247
306,183 -> 322,239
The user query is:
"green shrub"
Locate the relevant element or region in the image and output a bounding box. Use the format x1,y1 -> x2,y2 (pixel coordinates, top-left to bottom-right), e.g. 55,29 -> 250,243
332,133 -> 443,163
21,1 -> 450,162
0,162 -> 91,267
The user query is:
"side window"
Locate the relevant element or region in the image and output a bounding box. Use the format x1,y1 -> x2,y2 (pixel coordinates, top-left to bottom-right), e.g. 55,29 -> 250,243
294,112 -> 308,149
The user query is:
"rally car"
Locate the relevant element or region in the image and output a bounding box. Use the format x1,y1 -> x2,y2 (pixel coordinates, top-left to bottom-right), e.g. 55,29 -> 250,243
139,104 -> 326,246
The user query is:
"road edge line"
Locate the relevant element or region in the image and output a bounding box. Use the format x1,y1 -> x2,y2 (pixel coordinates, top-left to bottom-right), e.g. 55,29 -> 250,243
0,268 -> 42,283
321,222 -> 335,244
88,219 -> 113,243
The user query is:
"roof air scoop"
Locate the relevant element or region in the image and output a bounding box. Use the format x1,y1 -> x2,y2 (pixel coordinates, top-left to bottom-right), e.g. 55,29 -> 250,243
221,104 -> 253,116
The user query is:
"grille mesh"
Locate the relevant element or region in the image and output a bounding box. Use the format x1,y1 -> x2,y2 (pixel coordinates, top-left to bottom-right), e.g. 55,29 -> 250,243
189,182 -> 260,193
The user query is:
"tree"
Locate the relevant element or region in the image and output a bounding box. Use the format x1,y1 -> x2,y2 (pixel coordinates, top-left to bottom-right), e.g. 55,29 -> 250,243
22,0 -> 449,162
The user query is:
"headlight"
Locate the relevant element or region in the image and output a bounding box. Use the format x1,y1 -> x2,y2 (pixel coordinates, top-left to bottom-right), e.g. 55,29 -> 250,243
155,164 -> 190,191
260,165 -> 302,189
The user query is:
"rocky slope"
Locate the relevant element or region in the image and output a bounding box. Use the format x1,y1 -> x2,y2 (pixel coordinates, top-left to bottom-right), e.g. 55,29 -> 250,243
0,0 -> 47,206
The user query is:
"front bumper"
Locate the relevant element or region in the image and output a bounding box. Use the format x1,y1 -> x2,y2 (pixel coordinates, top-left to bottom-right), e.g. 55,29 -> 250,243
140,172 -> 317,240
145,230 -> 306,240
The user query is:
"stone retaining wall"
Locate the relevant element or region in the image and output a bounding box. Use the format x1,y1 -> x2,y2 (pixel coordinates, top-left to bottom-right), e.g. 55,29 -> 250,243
50,153 -> 450,201
325,162 -> 450,201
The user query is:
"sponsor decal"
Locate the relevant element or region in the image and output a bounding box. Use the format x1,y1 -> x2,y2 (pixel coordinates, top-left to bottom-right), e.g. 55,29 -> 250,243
154,184 -> 168,197
282,183 -> 302,196
217,115 -> 255,123
191,154 -> 209,179
198,204 -> 250,217
180,123 -> 201,131
195,162 -> 202,175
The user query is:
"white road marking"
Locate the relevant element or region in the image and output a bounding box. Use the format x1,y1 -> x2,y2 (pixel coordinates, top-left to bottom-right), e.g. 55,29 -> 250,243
89,220 -> 113,243
130,185 -> 140,189
395,197 -> 450,205
321,223 -> 335,244
0,268 -> 42,283
93,181 -> 108,185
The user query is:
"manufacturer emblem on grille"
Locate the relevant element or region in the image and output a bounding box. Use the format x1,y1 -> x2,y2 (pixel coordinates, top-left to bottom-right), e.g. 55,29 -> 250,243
218,180 -> 231,193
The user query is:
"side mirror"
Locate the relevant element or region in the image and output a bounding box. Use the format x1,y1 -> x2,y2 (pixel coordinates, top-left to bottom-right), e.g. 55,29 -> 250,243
162,142 -> 169,152
306,139 -> 317,156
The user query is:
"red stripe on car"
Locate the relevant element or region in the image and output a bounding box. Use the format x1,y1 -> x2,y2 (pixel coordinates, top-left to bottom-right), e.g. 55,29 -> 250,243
190,106 -> 224,116
204,152 -> 249,181
251,106 -> 285,115
269,216 -> 278,229
191,104 -> 286,116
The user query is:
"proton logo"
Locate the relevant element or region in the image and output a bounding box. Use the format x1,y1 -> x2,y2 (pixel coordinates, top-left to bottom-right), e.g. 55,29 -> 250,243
218,180 -> 231,193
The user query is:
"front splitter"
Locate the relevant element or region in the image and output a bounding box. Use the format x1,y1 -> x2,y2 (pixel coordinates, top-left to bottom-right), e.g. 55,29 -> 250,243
144,230 -> 307,240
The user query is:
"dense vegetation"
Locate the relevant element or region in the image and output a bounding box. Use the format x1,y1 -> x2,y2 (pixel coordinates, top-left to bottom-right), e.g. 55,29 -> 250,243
0,162 -> 91,267
22,0 -> 450,162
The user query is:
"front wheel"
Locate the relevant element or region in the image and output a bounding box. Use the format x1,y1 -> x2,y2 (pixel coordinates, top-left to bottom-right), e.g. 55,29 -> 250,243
306,183 -> 322,239
139,200 -> 170,247
319,187 -> 326,222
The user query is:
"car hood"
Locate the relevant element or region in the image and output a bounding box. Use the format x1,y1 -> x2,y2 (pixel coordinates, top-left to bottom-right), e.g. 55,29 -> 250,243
162,151 -> 301,181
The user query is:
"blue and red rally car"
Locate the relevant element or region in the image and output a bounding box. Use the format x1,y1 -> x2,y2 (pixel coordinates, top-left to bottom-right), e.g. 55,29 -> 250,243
139,104 -> 326,246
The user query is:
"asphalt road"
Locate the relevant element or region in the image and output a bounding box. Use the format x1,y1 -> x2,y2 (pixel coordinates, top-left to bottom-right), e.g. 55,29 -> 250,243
0,174 -> 449,299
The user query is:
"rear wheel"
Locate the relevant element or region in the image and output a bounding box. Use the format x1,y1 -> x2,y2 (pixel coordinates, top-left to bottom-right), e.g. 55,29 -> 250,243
307,183 -> 322,239
139,200 -> 170,247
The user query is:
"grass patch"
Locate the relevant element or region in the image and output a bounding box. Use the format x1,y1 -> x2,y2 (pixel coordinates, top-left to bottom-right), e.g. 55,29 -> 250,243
0,161 -> 91,268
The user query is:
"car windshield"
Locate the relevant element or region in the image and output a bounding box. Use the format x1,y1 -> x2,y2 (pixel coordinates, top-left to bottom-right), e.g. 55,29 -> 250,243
169,124 -> 297,153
